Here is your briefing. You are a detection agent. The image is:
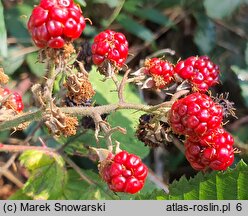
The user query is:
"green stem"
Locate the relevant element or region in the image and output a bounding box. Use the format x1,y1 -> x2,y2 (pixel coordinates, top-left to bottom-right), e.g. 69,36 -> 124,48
0,144 -> 55,153
0,101 -> 168,131
0,110 -> 42,131
47,60 -> 56,79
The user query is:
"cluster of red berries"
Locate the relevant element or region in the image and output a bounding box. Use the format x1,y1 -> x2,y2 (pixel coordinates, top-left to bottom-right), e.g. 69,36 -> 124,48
175,56 -> 220,92
143,56 -> 220,91
91,30 -> 129,68
99,151 -> 148,194
169,93 -> 223,136
169,93 -> 235,171
25,2 -> 237,192
0,87 -> 24,113
27,0 -> 86,48
185,128 -> 234,171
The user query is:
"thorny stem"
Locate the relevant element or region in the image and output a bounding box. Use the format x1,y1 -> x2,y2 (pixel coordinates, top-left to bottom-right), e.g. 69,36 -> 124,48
0,88 -> 188,131
44,60 -> 56,105
118,69 -> 131,103
169,134 -> 185,154
0,144 -> 94,185
92,112 -> 114,152
0,103 -> 149,131
0,144 -> 56,153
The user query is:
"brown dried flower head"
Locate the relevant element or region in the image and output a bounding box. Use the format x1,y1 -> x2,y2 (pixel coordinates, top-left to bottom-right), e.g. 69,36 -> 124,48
64,72 -> 95,105
44,107 -> 78,137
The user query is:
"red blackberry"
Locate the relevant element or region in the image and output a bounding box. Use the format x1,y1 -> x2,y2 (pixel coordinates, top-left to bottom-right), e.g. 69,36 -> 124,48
169,92 -> 223,136
174,56 -> 220,92
185,128 -> 235,171
99,151 -> 148,194
27,0 -> 86,48
91,30 -> 128,69
144,58 -> 175,88
0,87 -> 24,113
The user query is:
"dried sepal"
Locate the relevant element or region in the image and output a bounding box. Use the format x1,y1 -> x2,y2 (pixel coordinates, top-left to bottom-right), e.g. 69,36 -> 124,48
44,107 -> 78,137
0,68 -> 9,84
136,114 -> 171,148
39,42 -> 76,64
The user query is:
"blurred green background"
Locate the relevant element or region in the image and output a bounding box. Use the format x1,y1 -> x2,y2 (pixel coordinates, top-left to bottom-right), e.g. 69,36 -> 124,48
0,0 -> 248,199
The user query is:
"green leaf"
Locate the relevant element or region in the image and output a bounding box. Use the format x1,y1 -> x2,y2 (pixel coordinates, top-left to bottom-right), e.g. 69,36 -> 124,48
116,14 -> 154,42
0,0 -> 7,58
93,0 -> 120,8
193,13 -> 216,54
60,170 -> 118,200
19,150 -> 67,200
157,0 -> 181,8
88,67 -> 149,159
127,8 -> 173,27
61,168 -> 159,200
74,0 -> 86,7
231,65 -> 248,106
5,4 -> 32,43
137,160 -> 248,200
1,46 -> 25,75
26,52 -> 46,77
8,189 -> 32,200
203,0 -> 243,19
245,42 -> 248,66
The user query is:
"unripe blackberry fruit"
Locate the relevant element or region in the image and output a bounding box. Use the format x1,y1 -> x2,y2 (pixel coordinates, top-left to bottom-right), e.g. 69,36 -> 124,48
185,128 -> 235,171
27,0 -> 86,49
91,30 -> 128,69
0,87 -> 24,113
144,58 -> 175,88
174,56 -> 220,92
99,151 -> 148,194
169,92 -> 223,136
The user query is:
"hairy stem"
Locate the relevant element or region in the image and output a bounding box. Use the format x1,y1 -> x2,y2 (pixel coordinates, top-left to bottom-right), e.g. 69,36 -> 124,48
0,144 -> 55,153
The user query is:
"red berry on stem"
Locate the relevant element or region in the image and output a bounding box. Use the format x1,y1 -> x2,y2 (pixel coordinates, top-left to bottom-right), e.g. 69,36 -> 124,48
184,128 -> 235,171
169,92 -> 223,136
174,56 -> 220,92
27,0 -> 86,49
144,58 -> 175,88
0,87 -> 24,113
99,151 -> 148,194
91,30 -> 129,68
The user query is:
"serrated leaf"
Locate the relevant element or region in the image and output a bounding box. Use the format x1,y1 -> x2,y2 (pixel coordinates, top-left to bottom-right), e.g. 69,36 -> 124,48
203,0 -> 243,19
194,13 -> 216,54
61,169 -> 159,200
0,0 -> 7,58
26,52 -> 46,77
60,170 -> 117,200
88,67 -> 149,159
137,160 -> 248,200
116,14 -> 154,42
19,150 -> 67,200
